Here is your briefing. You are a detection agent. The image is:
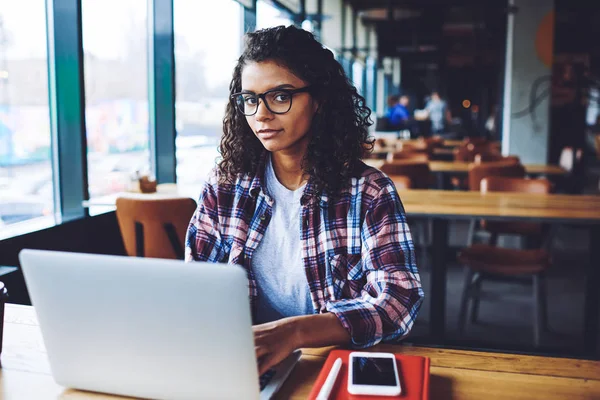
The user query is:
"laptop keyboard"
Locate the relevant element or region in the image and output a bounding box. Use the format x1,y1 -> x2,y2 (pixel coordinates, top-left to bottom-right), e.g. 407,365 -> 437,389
259,369 -> 276,390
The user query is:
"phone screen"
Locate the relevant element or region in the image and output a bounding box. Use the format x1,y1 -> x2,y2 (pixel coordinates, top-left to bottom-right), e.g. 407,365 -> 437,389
351,356 -> 398,386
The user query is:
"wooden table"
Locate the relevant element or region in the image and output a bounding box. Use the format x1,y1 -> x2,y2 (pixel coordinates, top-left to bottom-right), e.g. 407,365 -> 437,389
364,159 -> 567,177
82,184 -> 196,208
395,188 -> 600,356
3,305 -> 600,400
428,161 -> 567,176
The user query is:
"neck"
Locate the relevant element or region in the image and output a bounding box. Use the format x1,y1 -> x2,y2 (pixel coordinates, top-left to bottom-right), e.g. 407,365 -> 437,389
271,151 -> 309,191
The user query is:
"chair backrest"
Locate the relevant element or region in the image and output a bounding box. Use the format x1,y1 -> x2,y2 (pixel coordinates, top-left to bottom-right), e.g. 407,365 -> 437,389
425,136 -> 445,147
375,116 -> 392,131
481,176 -> 552,195
463,137 -> 488,146
468,161 -> 526,191
474,153 -> 520,164
392,175 -> 412,190
454,143 -> 497,162
387,151 -> 430,162
116,196 -> 198,260
380,161 -> 431,189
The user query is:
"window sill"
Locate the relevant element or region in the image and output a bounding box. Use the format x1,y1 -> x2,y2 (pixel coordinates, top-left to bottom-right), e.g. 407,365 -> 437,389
0,216 -> 57,241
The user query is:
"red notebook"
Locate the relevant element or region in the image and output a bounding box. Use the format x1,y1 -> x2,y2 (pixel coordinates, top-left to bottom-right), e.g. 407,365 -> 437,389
307,349 -> 430,400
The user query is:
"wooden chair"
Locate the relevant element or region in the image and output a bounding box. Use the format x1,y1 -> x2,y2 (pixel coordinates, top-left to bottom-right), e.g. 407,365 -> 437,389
116,196 -> 197,260
479,175 -> 551,242
458,176 -> 552,347
454,142 -> 499,162
392,175 -> 412,190
474,153 -> 520,164
387,151 -> 430,162
397,139 -> 441,157
380,161 -> 431,256
396,142 -> 429,154
467,161 -> 526,192
380,161 -> 431,189
467,162 -> 529,245
463,137 -> 488,145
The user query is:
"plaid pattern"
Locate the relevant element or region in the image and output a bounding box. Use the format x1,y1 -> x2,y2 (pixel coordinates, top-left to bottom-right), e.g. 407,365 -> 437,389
185,152 -> 423,348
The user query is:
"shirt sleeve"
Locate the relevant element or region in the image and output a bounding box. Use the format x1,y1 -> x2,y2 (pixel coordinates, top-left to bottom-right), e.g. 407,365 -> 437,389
184,169 -> 229,263
325,182 -> 424,348
389,106 -> 408,125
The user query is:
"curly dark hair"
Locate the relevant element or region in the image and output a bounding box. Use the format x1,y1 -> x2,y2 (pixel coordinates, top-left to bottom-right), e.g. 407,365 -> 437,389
218,25 -> 373,198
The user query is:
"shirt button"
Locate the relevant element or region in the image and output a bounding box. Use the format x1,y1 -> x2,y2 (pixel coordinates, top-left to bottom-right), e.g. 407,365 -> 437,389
260,214 -> 266,221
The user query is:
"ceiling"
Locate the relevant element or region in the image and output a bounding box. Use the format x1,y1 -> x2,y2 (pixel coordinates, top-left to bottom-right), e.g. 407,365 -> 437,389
344,0 -> 508,64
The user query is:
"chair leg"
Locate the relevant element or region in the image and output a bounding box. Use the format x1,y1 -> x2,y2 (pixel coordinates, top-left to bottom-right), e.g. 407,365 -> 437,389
469,273 -> 483,323
418,220 -> 427,249
489,232 -> 498,246
458,268 -> 476,335
533,274 -> 544,348
467,218 -> 477,247
426,218 -> 432,247
538,272 -> 549,333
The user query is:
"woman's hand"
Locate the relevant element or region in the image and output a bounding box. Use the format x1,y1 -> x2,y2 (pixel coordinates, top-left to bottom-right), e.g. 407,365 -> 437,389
253,313 -> 351,375
253,317 -> 300,375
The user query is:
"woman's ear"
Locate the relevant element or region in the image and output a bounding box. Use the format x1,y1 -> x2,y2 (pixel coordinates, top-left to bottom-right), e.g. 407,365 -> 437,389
312,96 -> 321,114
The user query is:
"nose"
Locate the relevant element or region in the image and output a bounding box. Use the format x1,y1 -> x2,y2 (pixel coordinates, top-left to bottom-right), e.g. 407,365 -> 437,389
254,98 -> 274,122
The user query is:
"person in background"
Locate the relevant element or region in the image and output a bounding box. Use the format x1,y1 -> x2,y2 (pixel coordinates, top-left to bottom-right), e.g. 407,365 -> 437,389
388,95 -> 411,129
422,91 -> 451,134
185,25 -> 423,376
485,105 -> 498,139
385,94 -> 400,119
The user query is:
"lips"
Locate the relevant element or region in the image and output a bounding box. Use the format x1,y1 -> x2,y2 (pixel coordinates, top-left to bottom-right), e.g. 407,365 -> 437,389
256,129 -> 283,139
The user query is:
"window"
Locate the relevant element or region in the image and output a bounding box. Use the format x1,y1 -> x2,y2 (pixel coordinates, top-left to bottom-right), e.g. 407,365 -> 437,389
352,61 -> 365,97
0,2 -> 54,227
174,0 -> 243,196
82,0 -> 150,201
256,0 -> 294,29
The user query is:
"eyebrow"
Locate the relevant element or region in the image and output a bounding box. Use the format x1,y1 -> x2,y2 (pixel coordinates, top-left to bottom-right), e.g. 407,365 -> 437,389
239,84 -> 297,94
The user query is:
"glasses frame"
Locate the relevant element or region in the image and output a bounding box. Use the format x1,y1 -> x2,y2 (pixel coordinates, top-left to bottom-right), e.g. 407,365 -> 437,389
230,86 -> 313,116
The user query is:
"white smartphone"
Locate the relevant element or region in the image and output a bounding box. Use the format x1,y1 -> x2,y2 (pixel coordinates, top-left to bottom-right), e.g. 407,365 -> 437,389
347,352 -> 402,396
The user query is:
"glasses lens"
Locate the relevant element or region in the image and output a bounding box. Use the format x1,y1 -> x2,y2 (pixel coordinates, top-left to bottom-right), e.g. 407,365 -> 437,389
265,91 -> 292,114
236,94 -> 258,116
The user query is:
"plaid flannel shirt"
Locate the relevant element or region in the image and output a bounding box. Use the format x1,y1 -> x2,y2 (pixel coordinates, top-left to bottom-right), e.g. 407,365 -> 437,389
185,153 -> 423,348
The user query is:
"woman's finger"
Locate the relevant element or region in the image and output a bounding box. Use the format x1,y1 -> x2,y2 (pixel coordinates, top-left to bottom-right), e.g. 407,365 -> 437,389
255,345 -> 269,360
258,354 -> 277,376
259,349 -> 290,376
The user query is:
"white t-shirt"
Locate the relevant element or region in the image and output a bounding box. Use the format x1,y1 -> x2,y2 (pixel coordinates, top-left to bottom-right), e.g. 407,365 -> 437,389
252,156 -> 314,324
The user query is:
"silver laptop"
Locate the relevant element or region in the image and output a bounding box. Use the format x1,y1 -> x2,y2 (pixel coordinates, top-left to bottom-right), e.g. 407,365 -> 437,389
19,249 -> 300,400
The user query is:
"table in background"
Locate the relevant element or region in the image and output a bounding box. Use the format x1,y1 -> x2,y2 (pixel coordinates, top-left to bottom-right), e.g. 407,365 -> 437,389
2,305 -> 599,400
396,187 -> 600,357
82,183 -> 197,209
364,159 -> 567,176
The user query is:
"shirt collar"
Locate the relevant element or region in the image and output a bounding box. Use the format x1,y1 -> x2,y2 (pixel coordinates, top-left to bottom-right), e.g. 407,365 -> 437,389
248,151 -> 329,206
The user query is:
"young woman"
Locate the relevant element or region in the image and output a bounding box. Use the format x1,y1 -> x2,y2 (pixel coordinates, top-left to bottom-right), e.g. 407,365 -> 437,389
185,25 -> 423,375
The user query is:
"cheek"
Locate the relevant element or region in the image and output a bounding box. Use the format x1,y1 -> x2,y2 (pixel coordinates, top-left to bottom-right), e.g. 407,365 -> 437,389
288,105 -> 315,134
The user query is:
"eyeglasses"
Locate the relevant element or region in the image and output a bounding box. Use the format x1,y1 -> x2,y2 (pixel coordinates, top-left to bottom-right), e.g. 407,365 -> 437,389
230,86 -> 313,116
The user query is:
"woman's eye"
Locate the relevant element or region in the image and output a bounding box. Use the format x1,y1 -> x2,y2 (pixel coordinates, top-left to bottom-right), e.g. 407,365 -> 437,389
273,92 -> 291,103
244,96 -> 257,105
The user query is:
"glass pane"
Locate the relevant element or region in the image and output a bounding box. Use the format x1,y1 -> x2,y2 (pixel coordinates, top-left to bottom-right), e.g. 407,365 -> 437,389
174,0 -> 242,197
82,0 -> 149,200
0,2 -> 54,227
353,61 -> 365,97
256,0 -> 294,29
